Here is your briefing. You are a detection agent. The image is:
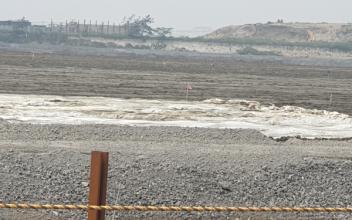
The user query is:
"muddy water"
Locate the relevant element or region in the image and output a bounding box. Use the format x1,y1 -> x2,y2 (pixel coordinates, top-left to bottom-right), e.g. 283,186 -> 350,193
0,94 -> 351,139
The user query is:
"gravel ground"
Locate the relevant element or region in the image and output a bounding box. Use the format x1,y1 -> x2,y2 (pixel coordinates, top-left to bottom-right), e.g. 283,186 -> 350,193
0,124 -> 352,219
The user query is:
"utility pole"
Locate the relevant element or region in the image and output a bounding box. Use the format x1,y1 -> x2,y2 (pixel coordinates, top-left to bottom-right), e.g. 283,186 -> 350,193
126,21 -> 129,36
77,20 -> 80,33
328,71 -> 333,107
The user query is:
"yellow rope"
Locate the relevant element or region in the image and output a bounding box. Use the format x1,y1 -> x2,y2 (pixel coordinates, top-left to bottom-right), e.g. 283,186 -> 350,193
1,204 -> 352,212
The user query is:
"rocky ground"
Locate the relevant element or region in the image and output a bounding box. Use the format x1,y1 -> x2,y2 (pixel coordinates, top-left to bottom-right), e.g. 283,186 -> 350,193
0,124 -> 352,219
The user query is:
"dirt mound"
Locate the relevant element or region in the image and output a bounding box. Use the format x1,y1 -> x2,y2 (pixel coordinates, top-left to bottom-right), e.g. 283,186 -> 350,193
205,22 -> 352,42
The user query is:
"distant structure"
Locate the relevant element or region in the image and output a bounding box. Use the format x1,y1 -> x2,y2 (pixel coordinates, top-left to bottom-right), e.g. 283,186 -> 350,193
0,18 -> 130,36
0,19 -> 31,32
31,25 -> 48,32
63,20 -> 129,35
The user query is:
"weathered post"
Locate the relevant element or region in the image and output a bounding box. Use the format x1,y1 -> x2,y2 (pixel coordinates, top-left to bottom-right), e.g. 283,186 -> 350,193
126,21 -> 130,36
88,151 -> 109,220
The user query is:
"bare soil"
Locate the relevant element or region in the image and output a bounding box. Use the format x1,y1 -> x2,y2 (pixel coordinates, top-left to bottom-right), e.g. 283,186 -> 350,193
0,50 -> 352,115
206,23 -> 352,42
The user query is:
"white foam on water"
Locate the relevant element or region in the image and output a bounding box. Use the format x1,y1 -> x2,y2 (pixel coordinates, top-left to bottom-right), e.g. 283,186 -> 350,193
0,94 -> 351,139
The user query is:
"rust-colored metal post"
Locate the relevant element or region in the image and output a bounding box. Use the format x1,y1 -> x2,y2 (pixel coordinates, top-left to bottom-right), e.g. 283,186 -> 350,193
88,151 -> 109,220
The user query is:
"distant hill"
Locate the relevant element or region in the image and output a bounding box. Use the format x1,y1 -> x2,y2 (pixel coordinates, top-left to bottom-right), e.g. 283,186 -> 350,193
205,22 -> 352,42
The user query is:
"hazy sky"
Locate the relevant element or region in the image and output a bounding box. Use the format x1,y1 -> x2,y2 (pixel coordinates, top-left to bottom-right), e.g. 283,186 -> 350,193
1,0 -> 351,31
